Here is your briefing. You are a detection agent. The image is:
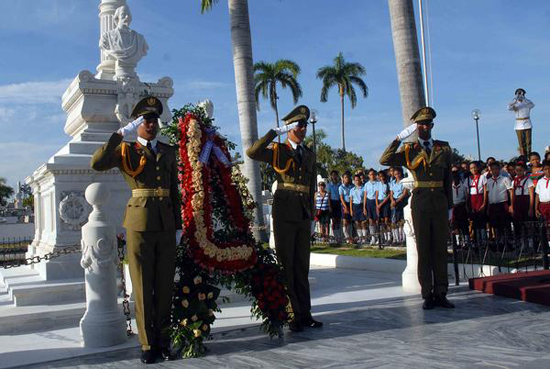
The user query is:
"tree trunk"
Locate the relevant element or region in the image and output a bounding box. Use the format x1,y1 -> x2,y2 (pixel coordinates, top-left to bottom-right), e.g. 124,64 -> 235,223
340,86 -> 346,152
388,0 -> 426,129
228,0 -> 266,241
273,84 -> 279,127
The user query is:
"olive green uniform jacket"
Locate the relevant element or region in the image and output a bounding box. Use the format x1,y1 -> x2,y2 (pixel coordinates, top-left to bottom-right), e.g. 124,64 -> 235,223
246,129 -> 316,320
90,133 -> 182,231
380,138 -> 452,299
90,132 -> 181,350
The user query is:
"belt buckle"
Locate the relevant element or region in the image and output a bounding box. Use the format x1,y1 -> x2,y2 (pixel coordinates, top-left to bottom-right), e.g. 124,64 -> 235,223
154,188 -> 161,197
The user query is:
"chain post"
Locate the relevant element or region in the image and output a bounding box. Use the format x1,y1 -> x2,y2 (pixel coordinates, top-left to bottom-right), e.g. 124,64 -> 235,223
117,237 -> 134,336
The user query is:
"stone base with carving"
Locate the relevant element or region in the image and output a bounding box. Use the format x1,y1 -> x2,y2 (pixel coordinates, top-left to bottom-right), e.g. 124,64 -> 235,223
25,70 -> 174,281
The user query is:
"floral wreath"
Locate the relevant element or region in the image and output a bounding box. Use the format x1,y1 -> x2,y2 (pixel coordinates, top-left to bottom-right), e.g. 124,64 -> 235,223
162,104 -> 289,359
178,113 -> 257,272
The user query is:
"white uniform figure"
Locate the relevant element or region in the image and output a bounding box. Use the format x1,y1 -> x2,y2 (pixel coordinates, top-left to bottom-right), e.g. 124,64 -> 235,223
508,88 -> 535,156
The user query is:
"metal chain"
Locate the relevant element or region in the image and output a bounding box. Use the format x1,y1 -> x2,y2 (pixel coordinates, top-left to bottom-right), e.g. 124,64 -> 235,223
2,239 -> 134,336
1,244 -> 82,269
117,239 -> 134,336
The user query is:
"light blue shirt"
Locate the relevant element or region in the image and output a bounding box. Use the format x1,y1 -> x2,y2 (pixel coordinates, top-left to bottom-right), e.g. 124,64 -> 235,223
363,181 -> 378,200
376,181 -> 390,201
338,184 -> 353,203
327,181 -> 341,201
390,181 -> 405,199
350,186 -> 365,205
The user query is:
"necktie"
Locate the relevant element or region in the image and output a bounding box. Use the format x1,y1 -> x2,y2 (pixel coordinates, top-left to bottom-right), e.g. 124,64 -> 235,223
147,141 -> 154,155
423,141 -> 431,155
296,145 -> 303,162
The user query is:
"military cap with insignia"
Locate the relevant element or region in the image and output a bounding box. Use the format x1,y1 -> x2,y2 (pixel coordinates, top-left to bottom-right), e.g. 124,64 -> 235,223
411,106 -> 436,124
131,96 -> 163,119
515,88 -> 526,95
281,105 -> 310,126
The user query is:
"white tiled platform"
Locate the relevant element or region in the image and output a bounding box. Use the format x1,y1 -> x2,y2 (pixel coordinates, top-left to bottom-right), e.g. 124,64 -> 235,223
2,267 -> 550,368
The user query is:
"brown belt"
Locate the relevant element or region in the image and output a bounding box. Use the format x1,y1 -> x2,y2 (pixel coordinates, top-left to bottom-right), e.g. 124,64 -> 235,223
277,182 -> 309,193
516,117 -> 530,121
414,181 -> 443,188
132,188 -> 170,197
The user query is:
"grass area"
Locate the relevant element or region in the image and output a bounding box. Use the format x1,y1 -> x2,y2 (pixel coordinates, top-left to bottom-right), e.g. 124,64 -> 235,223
311,244 -> 407,260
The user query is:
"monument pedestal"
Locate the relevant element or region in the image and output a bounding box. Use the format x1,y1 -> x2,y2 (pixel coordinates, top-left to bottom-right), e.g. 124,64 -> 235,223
25,71 -> 174,281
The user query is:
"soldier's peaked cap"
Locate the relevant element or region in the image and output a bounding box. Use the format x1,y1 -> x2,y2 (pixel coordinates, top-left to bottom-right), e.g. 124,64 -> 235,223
515,88 -> 526,95
281,105 -> 310,125
410,106 -> 436,123
131,96 -> 163,118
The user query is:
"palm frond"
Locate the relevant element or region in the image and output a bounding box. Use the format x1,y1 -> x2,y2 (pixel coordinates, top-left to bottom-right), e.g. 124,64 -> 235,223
274,59 -> 301,77
347,83 -> 358,108
320,77 -> 336,103
349,76 -> 368,98
278,74 -> 302,103
200,0 -> 219,14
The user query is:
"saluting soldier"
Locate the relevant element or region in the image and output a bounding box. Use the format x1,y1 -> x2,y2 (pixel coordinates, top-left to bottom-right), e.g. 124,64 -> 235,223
91,96 -> 182,364
380,107 -> 455,310
247,105 -> 323,332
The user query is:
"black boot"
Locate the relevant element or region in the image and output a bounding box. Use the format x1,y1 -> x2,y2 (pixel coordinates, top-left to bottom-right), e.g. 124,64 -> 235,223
302,316 -> 324,328
422,297 -> 435,310
140,349 -> 157,364
434,295 -> 455,308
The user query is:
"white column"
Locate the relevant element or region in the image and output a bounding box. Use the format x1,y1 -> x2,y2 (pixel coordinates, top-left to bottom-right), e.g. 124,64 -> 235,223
80,183 -> 126,347
401,170 -> 421,293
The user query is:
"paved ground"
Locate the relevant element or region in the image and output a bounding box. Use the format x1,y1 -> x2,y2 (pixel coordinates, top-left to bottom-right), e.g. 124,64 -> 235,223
11,268 -> 550,369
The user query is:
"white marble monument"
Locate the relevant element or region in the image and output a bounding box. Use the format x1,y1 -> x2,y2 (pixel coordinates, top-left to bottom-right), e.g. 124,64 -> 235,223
80,183 -> 126,347
25,0 -> 174,282
400,169 -> 421,293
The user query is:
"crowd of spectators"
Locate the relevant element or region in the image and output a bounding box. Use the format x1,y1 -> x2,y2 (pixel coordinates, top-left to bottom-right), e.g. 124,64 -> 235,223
314,150 -> 550,247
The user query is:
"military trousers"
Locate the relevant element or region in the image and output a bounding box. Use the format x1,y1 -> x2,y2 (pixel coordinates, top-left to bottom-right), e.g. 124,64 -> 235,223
411,206 -> 449,299
273,217 -> 312,321
126,229 -> 176,351
516,128 -> 532,157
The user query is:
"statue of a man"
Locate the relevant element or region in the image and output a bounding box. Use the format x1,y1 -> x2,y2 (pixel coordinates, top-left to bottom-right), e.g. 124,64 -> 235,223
508,88 -> 535,157
99,5 -> 148,79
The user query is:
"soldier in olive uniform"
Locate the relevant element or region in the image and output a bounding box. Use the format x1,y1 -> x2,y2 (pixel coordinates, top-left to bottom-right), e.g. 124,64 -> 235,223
91,97 -> 182,364
247,105 -> 323,332
380,107 -> 455,310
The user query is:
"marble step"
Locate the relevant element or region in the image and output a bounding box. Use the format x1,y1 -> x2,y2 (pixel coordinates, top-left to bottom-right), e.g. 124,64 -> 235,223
68,141 -> 104,155
79,132 -> 115,142
52,153 -> 93,165
0,296 -> 133,336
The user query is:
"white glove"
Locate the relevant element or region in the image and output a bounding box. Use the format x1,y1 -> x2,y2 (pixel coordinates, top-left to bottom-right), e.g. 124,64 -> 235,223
176,230 -> 183,245
274,122 -> 299,136
448,209 -> 453,221
118,116 -> 144,137
397,123 -> 417,141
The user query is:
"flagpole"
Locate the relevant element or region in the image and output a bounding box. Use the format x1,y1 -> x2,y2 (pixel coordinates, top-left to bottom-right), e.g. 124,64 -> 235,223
418,0 -> 430,107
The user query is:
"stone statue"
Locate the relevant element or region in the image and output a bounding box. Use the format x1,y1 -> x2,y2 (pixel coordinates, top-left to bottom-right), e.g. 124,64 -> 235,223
99,5 -> 148,80
508,88 -> 535,157
198,99 -> 214,118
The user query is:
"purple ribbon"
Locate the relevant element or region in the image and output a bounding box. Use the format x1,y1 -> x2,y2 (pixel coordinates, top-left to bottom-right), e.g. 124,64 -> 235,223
199,128 -> 231,166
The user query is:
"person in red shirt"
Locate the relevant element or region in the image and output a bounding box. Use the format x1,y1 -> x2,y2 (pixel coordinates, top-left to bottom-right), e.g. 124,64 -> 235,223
467,161 -> 488,242
529,152 -> 544,187
510,161 -> 534,236
535,161 -> 550,222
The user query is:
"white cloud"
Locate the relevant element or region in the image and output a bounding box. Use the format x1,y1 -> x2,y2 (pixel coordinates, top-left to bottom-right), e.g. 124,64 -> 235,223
0,141 -> 64,189
187,81 -> 230,90
0,79 -> 71,105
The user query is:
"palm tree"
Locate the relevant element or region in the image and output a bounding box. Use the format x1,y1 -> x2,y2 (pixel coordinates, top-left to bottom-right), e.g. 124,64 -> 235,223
316,52 -> 368,152
387,0 -> 425,128
201,0 -> 266,241
254,59 -> 302,127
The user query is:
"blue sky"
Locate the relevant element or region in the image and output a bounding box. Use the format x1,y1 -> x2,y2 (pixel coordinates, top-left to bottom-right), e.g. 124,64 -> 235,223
1,0 -> 550,189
